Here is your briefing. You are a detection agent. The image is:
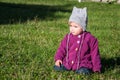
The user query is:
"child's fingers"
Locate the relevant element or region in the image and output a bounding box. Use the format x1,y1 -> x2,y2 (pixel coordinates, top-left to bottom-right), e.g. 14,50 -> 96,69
55,61 -> 60,67
55,60 -> 62,67
59,60 -> 62,65
55,62 -> 59,67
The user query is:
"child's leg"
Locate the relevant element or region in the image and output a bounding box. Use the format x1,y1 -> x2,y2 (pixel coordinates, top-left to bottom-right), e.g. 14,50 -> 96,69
53,64 -> 68,71
75,67 -> 92,75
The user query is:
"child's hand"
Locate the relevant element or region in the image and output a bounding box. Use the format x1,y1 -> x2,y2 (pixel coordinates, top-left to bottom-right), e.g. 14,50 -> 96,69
55,60 -> 62,67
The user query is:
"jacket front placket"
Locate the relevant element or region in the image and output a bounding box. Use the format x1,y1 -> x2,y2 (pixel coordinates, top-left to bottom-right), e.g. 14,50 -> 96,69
68,34 -> 82,68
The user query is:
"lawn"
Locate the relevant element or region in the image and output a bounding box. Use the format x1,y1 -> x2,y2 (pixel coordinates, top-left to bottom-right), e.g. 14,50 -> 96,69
0,0 -> 120,80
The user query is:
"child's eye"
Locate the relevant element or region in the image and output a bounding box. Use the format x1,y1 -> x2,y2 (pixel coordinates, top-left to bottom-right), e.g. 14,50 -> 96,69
74,26 -> 78,28
69,26 -> 78,28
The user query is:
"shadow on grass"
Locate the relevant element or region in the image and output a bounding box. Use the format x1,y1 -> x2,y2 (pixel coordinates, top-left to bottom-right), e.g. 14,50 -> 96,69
101,57 -> 120,73
0,2 -> 71,24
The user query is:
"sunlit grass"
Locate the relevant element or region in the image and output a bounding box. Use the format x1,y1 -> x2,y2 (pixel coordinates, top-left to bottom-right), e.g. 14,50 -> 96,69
0,0 -> 120,79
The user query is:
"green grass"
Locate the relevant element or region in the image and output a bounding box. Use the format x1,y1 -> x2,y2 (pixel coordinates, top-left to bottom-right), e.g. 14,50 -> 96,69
0,0 -> 120,80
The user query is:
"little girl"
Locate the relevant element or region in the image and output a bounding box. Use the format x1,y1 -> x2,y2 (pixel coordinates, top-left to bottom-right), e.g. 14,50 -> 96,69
54,7 -> 101,74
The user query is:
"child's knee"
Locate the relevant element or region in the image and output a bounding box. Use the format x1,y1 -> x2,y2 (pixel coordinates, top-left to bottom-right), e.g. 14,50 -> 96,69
75,67 -> 92,75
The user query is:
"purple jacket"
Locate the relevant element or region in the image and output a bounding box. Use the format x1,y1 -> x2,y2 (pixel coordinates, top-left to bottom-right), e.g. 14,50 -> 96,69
54,32 -> 101,72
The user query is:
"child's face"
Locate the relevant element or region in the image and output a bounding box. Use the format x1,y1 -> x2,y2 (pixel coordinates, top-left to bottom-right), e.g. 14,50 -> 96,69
69,22 -> 83,35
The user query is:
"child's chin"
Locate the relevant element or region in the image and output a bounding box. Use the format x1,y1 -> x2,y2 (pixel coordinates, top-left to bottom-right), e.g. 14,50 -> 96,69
72,33 -> 78,35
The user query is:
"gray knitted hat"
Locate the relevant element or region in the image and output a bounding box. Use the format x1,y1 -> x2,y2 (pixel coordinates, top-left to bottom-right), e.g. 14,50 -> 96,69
69,6 -> 87,31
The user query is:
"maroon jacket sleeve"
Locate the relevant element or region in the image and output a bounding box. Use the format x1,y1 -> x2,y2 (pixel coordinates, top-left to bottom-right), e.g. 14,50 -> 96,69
54,34 -> 68,62
90,37 -> 102,72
